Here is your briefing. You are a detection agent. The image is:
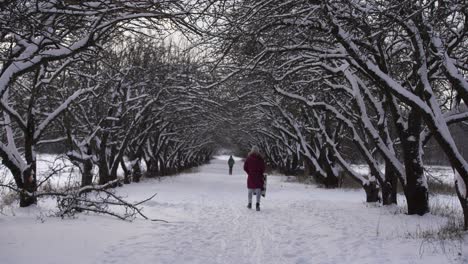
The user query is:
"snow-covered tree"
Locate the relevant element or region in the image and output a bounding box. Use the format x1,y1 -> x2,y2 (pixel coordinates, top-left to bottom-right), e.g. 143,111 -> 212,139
213,0 -> 468,229
0,0 -> 225,206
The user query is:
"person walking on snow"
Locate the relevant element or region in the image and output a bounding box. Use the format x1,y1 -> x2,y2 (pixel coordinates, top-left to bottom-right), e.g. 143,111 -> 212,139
228,155 -> 235,175
243,146 -> 265,211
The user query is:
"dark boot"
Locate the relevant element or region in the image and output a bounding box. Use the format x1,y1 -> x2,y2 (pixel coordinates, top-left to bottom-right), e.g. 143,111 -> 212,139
256,203 -> 260,211
247,203 -> 252,209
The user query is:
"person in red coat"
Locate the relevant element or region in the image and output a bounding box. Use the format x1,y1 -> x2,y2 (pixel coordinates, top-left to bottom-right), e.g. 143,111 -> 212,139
243,146 -> 265,211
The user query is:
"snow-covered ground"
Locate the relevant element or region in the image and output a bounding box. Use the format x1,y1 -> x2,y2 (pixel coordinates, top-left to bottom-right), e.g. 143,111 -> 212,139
1,156 -> 467,264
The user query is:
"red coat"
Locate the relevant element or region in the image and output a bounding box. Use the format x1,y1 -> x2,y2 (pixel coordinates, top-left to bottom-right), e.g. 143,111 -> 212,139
243,153 -> 265,189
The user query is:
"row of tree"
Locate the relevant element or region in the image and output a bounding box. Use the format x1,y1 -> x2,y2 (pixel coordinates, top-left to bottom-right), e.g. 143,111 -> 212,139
0,1 -> 222,207
211,0 -> 468,230
2,0 -> 467,231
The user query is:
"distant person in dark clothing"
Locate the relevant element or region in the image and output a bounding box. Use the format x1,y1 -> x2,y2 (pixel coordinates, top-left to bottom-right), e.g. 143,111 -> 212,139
243,146 -> 265,211
228,155 -> 235,175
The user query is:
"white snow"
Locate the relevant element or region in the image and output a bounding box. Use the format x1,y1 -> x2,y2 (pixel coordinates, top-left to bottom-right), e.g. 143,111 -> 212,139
1,156 -> 466,264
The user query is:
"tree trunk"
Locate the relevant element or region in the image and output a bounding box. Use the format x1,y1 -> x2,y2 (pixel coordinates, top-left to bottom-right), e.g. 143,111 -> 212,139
303,157 -> 311,180
364,182 -> 380,203
97,147 -> 109,184
291,154 -> 298,173
158,157 -> 166,176
121,159 -> 130,184
21,123 -> 37,207
80,146 -> 94,187
457,193 -> 468,231
382,162 -> 398,205
80,159 -> 93,187
320,149 -> 339,188
145,158 -> 158,178
132,160 -> 142,183
401,109 -> 429,215
455,177 -> 468,230
462,199 -> 468,231
98,150 -> 111,185
20,164 -> 37,207
98,164 -> 109,185
324,173 -> 339,188
285,158 -> 291,175
404,162 -> 428,215
108,157 -> 119,183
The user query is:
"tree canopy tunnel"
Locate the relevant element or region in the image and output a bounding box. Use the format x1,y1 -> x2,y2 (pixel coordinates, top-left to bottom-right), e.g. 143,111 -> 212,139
202,0 -> 468,229
2,0 -> 468,231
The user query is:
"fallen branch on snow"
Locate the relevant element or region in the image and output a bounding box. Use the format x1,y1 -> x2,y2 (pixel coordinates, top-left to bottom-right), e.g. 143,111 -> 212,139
0,180 -> 168,222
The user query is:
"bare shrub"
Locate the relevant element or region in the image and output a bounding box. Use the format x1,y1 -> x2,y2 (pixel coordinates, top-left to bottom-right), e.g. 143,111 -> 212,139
0,190 -> 18,207
411,218 -> 465,259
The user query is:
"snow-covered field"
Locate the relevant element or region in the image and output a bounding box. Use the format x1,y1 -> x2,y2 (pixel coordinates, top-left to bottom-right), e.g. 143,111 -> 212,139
350,164 -> 456,184
0,154 -> 130,190
0,154 -> 81,189
1,156 -> 467,264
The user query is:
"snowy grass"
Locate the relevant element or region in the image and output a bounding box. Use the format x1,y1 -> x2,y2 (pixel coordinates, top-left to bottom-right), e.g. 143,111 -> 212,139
390,192 -> 466,246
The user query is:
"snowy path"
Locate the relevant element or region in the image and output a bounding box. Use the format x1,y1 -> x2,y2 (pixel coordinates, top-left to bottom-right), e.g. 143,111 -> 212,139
1,156 -> 466,264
